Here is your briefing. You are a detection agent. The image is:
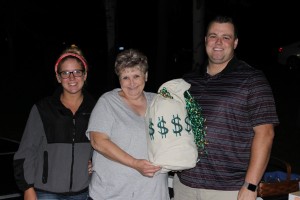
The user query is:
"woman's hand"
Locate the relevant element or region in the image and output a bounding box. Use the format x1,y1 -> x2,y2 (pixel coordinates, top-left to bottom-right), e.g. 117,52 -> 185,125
24,187 -> 37,200
88,160 -> 92,175
133,159 -> 161,177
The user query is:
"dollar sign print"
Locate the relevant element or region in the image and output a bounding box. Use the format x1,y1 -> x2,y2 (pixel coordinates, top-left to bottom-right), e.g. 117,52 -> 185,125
157,116 -> 168,138
185,116 -> 192,134
149,118 -> 155,140
171,114 -> 183,136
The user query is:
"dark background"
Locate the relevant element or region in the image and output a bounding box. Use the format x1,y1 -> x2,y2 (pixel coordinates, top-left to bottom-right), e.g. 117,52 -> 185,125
1,0 -> 300,192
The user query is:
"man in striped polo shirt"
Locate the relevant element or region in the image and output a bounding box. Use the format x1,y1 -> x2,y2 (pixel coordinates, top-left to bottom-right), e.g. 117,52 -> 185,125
173,15 -> 279,200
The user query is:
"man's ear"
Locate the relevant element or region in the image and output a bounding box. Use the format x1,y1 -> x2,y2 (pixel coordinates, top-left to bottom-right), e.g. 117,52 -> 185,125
234,38 -> 238,49
145,72 -> 148,82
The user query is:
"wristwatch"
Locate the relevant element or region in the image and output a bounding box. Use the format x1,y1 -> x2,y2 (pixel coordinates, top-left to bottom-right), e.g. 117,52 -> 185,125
243,181 -> 257,192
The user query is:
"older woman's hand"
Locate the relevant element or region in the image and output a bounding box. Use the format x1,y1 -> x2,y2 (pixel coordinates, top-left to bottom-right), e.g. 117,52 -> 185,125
133,159 -> 161,177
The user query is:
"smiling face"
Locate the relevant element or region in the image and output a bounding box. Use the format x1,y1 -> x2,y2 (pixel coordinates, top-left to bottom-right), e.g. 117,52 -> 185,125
205,22 -> 238,66
56,57 -> 87,95
119,66 -> 148,99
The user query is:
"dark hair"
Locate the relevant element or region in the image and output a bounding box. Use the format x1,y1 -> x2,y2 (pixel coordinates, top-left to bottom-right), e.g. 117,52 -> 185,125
206,15 -> 238,39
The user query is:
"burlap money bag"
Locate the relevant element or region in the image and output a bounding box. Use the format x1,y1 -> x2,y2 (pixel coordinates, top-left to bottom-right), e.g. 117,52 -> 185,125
145,78 -> 198,173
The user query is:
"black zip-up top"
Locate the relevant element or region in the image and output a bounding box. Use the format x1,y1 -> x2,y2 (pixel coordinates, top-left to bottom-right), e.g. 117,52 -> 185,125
13,87 -> 96,195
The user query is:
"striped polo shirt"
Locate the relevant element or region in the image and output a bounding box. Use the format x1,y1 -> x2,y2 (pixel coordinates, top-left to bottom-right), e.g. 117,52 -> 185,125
177,56 -> 279,190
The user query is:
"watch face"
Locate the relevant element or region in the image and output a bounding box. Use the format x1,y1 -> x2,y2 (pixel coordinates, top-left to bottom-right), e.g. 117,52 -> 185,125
248,183 -> 257,191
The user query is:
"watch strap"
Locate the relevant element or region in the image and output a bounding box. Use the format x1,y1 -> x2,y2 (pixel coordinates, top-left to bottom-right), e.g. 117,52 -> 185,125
243,181 -> 257,192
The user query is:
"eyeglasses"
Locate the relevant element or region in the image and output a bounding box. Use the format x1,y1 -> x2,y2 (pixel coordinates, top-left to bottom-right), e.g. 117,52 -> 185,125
58,70 -> 84,79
